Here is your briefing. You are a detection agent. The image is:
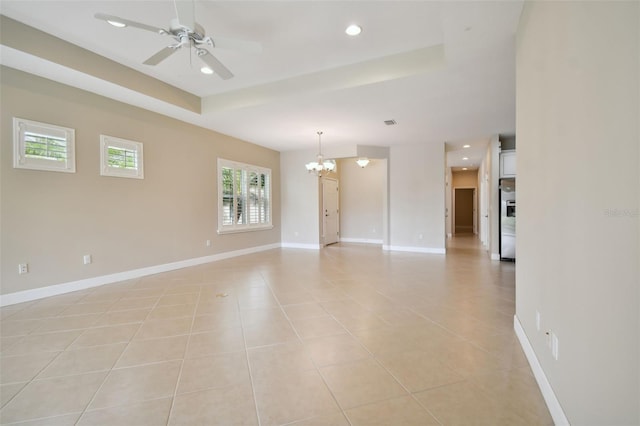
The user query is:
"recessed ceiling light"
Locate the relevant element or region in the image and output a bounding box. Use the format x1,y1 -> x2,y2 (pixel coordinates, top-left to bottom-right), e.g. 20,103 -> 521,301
107,19 -> 127,28
462,157 -> 469,160
463,144 -> 471,148
200,66 -> 214,75
345,24 -> 362,36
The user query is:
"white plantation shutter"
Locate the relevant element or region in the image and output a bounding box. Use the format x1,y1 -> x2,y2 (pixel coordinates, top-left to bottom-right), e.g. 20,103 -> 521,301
108,146 -> 138,169
100,135 -> 144,179
13,118 -> 76,173
218,159 -> 272,233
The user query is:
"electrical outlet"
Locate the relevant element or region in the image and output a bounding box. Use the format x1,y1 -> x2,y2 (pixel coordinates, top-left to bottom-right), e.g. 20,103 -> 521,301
535,311 -> 541,331
206,240 -> 211,247
18,263 -> 28,274
83,254 -> 92,265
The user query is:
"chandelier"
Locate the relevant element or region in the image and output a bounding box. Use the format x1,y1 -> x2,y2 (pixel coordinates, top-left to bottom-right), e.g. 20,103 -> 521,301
305,131 -> 336,176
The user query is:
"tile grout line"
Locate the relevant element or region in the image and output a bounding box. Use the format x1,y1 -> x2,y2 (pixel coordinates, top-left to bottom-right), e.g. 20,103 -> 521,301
0,287 -> 129,421
239,282 -> 264,426
165,276 -> 204,426
313,291 -> 445,426
266,276 -> 354,426
0,243 -> 547,425
73,278 -> 166,425
0,351 -> 64,417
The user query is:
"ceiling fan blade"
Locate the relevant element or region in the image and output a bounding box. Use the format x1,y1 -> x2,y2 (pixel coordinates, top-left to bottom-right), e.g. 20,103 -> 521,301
200,50 -> 233,80
212,36 -> 263,55
94,13 -> 165,34
174,0 -> 196,30
143,46 -> 177,65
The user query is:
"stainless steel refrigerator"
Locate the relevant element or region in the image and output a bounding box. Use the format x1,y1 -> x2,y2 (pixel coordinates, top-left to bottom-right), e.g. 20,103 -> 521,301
499,178 -> 516,260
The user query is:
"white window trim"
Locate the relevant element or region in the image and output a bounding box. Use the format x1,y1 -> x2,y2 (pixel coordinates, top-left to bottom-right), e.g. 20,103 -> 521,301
100,135 -> 144,179
218,158 -> 273,234
13,117 -> 76,173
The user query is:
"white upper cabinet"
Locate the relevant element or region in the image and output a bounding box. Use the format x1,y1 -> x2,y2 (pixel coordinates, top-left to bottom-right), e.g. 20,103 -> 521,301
500,150 -> 516,177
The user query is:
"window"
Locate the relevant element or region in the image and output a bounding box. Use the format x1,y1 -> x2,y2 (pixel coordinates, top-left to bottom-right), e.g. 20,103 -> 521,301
100,135 -> 144,179
218,159 -> 272,233
13,117 -> 76,173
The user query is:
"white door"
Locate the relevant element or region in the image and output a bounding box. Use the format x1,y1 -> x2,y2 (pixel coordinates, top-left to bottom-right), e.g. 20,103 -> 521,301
322,178 -> 339,245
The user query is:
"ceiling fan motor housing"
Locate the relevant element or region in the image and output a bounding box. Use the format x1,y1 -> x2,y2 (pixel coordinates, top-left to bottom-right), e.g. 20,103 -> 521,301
95,7 -> 237,79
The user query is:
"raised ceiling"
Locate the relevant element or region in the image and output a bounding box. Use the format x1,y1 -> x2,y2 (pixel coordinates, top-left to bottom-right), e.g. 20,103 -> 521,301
0,1 -> 522,168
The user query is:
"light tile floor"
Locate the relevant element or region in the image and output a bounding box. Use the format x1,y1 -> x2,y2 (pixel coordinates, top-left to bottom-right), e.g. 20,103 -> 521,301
0,236 -> 553,425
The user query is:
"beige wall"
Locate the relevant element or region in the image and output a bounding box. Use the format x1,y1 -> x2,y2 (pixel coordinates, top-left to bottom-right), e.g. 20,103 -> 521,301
1,67 -> 280,296
339,158 -> 384,242
452,170 -> 478,188
282,142 -> 443,252
280,149 -> 320,247
516,2 -> 639,424
389,143 -> 445,251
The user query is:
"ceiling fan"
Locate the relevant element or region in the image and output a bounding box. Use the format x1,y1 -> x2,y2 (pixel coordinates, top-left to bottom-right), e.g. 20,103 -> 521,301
95,1 -> 260,80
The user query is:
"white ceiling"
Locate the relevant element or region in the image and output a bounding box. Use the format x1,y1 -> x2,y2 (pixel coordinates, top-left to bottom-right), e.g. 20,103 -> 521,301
0,0 -> 522,168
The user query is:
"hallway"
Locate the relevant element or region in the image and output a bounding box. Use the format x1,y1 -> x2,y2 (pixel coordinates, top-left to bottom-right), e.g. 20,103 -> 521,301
0,241 -> 551,425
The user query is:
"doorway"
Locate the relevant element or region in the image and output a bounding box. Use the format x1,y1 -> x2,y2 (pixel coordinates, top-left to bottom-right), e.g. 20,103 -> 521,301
322,178 -> 339,245
454,188 -> 475,234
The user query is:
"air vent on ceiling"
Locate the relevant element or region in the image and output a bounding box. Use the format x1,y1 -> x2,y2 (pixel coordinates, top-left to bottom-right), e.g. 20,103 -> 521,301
384,119 -> 397,126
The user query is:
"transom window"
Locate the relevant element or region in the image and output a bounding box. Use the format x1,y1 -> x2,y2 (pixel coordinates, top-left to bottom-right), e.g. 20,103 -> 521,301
13,117 -> 76,173
100,135 -> 144,179
218,159 -> 272,233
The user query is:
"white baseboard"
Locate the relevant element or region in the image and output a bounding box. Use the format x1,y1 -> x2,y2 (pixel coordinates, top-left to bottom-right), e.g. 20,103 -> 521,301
280,242 -> 321,250
447,233 -> 452,238
514,315 -> 570,426
339,238 -> 383,245
0,243 -> 280,307
491,252 -> 501,260
385,245 -> 446,255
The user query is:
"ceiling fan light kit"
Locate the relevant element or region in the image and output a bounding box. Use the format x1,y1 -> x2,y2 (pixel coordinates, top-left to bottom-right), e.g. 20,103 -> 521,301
94,0 -> 259,80
345,24 -> 362,36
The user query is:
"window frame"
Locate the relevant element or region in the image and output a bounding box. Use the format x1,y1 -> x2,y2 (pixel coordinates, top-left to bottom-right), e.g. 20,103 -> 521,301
217,158 -> 273,234
13,117 -> 76,173
100,135 -> 144,179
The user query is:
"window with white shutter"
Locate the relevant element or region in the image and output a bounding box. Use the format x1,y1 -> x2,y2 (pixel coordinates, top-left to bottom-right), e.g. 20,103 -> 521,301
13,117 -> 76,173
218,159 -> 272,233
100,135 -> 144,179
